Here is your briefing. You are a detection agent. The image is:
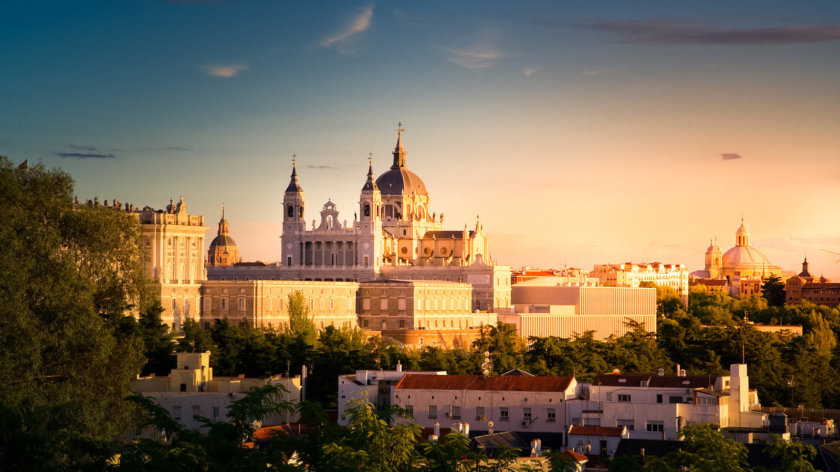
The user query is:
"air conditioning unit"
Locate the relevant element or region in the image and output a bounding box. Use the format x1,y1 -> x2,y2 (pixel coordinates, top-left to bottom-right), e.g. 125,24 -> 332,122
521,420 -> 529,428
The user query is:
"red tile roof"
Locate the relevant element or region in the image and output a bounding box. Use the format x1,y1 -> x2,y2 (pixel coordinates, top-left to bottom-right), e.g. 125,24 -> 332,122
568,425 -> 626,437
395,374 -> 573,392
560,449 -> 589,462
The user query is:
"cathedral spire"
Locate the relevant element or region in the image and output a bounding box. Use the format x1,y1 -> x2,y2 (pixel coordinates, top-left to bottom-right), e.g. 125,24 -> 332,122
286,159 -> 303,193
217,205 -> 230,236
392,122 -> 406,169
362,158 -> 379,191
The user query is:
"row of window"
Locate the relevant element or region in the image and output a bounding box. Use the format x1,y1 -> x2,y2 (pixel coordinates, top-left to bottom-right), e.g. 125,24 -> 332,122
171,404 -> 221,422
406,405 -> 557,423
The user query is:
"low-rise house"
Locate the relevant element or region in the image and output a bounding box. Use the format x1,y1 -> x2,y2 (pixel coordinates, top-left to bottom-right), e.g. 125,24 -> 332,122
392,373 -> 578,441
135,351 -> 300,430
566,425 -> 629,458
337,365 -> 446,425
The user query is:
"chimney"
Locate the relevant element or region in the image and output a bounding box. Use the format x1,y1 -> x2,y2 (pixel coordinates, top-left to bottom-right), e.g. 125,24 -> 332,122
397,361 -> 402,373
676,364 -> 681,376
657,368 -> 664,376
680,369 -> 686,377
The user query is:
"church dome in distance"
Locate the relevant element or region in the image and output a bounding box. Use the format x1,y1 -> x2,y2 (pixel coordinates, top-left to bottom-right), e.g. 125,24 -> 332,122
207,206 -> 240,267
721,245 -> 771,269
375,129 -> 428,197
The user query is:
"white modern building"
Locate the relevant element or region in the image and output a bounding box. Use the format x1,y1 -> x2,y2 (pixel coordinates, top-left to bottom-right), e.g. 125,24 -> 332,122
503,284 -> 656,340
569,364 -> 766,441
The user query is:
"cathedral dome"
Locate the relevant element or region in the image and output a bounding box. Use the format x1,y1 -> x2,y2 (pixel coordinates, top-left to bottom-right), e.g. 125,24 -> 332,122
721,245 -> 771,270
376,167 -> 427,196
207,207 -> 240,267
375,129 -> 428,197
209,234 -> 238,252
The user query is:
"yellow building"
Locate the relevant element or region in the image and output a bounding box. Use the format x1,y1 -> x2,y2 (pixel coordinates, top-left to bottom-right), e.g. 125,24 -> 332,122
137,197 -> 207,329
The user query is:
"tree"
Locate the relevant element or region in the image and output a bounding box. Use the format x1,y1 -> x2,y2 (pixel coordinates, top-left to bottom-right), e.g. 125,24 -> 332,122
178,318 -> 215,353
762,435 -> 817,472
288,291 -> 317,345
762,275 -> 786,308
0,157 -> 148,467
139,302 -> 176,376
655,286 -> 685,318
319,398 -> 421,472
645,424 -> 749,472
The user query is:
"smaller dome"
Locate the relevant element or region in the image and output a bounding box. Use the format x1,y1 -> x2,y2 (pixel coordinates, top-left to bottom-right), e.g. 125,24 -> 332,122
705,238 -> 721,254
209,234 -> 238,250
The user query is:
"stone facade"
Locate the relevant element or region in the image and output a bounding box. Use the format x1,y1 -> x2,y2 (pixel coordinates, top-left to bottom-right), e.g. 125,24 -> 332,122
137,197 -> 207,329
591,262 -> 688,304
200,280 -> 359,329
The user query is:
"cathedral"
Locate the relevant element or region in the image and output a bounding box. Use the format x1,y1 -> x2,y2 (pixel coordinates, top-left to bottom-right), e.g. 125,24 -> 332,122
204,128 -> 512,327
691,219 -> 784,298
279,129 -> 492,278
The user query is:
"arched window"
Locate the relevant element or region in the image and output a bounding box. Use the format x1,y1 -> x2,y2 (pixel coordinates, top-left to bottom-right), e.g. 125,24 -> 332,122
364,203 -> 370,217
287,205 -> 294,217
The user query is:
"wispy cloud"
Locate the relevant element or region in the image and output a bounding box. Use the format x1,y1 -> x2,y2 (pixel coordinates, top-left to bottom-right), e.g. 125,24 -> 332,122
321,5 -> 373,53
445,47 -> 501,70
306,164 -> 337,170
203,64 -> 248,78
589,19 -> 840,45
522,67 -> 538,77
721,153 -> 743,161
57,152 -> 116,159
580,69 -> 608,76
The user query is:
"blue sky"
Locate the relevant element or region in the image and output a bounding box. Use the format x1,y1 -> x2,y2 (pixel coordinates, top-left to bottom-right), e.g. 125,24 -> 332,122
2,1 -> 839,275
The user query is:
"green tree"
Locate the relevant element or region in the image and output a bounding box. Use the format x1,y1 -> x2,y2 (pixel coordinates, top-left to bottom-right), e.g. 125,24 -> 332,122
139,301 -> 176,376
761,275 -> 786,308
655,285 -> 685,318
319,398 -> 421,472
645,424 -> 749,472
0,157 -> 148,468
178,318 -> 215,353
761,435 -> 817,472
288,291 -> 317,345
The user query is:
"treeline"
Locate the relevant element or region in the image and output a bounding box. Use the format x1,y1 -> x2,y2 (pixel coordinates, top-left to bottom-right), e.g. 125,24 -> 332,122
139,283 -> 840,410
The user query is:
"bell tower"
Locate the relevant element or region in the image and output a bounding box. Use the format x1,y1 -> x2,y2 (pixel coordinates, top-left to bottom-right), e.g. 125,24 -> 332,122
282,161 -> 306,267
359,159 -> 383,271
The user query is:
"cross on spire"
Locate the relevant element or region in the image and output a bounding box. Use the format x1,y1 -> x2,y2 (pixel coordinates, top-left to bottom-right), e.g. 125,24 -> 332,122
292,153 -> 297,164
396,121 -> 404,135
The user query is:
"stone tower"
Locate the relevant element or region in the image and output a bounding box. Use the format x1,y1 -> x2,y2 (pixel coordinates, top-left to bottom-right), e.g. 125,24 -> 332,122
358,159 -> 383,270
282,162 -> 306,267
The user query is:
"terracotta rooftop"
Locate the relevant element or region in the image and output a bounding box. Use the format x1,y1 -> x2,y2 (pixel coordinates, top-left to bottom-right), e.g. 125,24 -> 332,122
592,373 -> 717,389
395,374 -> 573,392
568,425 -> 626,437
560,449 -> 589,462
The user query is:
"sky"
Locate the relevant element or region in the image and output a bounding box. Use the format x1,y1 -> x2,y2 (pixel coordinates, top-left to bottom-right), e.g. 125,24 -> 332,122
2,1 -> 839,277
